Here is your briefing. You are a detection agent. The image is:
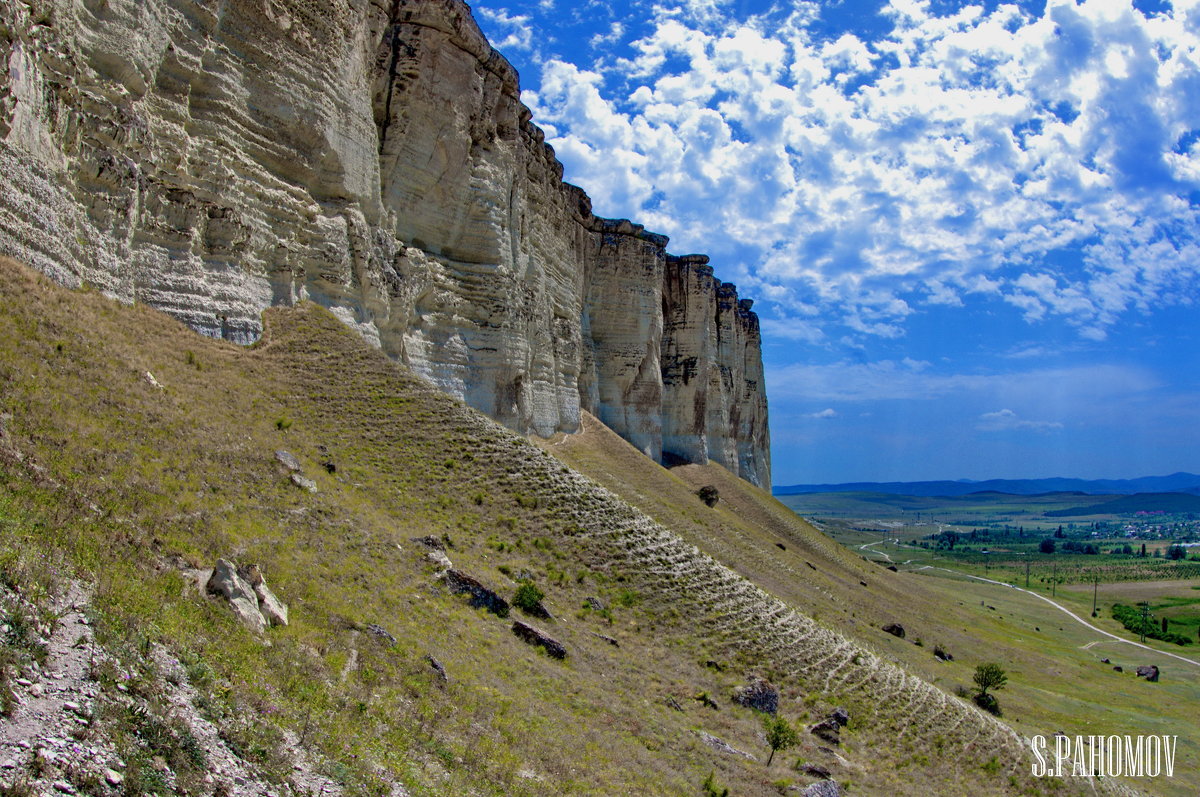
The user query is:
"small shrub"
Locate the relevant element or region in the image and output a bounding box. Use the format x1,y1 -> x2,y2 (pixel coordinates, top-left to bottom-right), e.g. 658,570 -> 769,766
513,582 -> 545,614
701,771 -> 729,797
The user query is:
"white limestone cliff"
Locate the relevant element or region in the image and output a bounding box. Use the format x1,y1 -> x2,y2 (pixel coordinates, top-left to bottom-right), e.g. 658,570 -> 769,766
0,0 -> 770,486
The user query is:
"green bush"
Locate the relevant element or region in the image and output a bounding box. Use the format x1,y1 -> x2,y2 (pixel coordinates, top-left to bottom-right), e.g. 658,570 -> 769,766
513,582 -> 545,614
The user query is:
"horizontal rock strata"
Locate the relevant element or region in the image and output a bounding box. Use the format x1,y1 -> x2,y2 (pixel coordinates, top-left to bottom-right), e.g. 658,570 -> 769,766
0,0 -> 770,485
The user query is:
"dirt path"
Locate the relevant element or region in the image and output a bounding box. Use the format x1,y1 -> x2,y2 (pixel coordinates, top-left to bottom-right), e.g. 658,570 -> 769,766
912,565 -> 1200,670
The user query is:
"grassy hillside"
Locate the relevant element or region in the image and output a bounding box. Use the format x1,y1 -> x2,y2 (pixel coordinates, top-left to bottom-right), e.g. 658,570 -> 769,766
0,257 -> 1131,796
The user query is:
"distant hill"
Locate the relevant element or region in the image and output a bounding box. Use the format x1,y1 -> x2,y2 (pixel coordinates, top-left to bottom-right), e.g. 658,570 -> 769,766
774,473 -> 1200,497
1043,492 -> 1200,517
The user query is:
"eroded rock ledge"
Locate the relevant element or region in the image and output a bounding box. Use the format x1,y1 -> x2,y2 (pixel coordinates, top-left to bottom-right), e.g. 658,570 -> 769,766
0,0 -> 770,486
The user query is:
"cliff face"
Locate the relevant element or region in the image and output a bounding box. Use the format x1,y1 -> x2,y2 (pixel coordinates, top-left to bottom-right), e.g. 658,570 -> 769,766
0,0 -> 770,486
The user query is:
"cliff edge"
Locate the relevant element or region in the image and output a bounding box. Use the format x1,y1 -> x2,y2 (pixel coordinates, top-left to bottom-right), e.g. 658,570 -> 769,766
0,0 -> 770,486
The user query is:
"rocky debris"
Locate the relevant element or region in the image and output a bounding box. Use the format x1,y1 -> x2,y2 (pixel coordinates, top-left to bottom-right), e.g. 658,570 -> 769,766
365,624 -> 398,645
887,565 -> 898,572
665,696 -> 684,712
290,473 -> 318,492
799,763 -> 832,779
776,542 -> 786,551
412,535 -> 446,550
425,655 -> 449,684
693,692 -> 720,710
1113,666 -> 1124,672
1100,658 -> 1110,664
143,371 -> 164,390
274,450 -> 302,472
1136,665 -> 1159,682
443,570 -> 509,617
799,780 -> 841,796
590,631 -> 619,647
585,596 -> 606,611
882,623 -> 905,639
829,707 -> 850,728
696,731 -> 756,761
934,645 -> 953,661
732,678 -> 779,714
205,559 -> 288,632
511,621 -> 567,660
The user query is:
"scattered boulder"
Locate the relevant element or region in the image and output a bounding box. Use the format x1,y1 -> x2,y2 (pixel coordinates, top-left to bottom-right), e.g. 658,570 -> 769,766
829,707 -> 850,727
206,559 -> 266,633
693,692 -> 720,710
665,696 -> 684,712
443,570 -> 509,616
585,596 -> 607,611
143,371 -> 164,390
934,645 -> 953,661
365,623 -> 397,645
695,485 -> 720,507
887,565 -> 898,572
1113,666 -> 1124,672
425,548 -> 453,572
801,781 -> 841,797
412,535 -> 445,550
425,654 -> 448,683
237,564 -> 288,627
704,660 -> 726,672
1136,665 -> 1159,682
697,731 -> 756,760
590,631 -> 619,647
882,623 -> 905,639
799,763 -> 832,779
511,620 -> 567,659
732,677 -> 779,714
1100,658 -> 1110,664
859,581 -> 868,587
776,542 -> 787,551
290,473 -> 317,492
274,450 -> 302,472
810,719 -> 841,745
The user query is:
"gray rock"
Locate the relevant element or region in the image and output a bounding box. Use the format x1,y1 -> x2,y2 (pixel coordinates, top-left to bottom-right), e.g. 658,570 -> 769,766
696,731 -> 756,761
511,620 -> 567,659
1136,665 -> 1159,681
882,623 -> 905,638
732,677 -> 779,714
443,570 -> 509,617
274,450 -> 302,472
801,781 -> 841,797
206,559 -> 266,633
800,763 -> 832,779
290,473 -> 317,493
830,707 -> 850,727
425,655 -> 448,683
810,719 -> 841,745
365,624 -> 397,645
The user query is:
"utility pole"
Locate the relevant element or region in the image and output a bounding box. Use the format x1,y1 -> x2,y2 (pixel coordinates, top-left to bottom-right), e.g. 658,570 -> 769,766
1025,560 -> 1031,590
1092,577 -> 1098,618
1138,602 -> 1151,644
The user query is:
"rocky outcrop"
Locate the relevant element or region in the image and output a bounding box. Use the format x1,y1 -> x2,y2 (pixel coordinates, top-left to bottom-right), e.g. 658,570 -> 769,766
0,0 -> 770,485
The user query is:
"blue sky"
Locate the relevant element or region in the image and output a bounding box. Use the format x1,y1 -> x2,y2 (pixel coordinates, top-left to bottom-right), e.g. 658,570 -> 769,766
469,0 -> 1200,485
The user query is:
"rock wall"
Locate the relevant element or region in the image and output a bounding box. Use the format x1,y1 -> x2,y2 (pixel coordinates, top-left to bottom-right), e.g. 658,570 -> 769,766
0,0 -> 770,486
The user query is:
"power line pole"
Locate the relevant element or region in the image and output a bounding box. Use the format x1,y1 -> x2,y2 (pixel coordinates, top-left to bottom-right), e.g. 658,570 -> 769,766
1092,576 -> 1098,618
1138,602 -> 1151,644
1025,560 -> 1031,590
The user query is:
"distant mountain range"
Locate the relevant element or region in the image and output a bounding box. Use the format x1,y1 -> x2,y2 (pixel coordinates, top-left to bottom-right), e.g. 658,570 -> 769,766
773,472 -> 1200,497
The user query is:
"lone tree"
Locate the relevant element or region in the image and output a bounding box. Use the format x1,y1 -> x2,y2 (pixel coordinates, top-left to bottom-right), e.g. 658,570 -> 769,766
762,712 -> 799,766
972,662 -> 1008,715
1039,538 -> 1056,554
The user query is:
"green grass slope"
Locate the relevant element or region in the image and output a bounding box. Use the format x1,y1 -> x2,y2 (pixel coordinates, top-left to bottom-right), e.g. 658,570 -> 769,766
0,258 -> 1125,796
539,415 -> 1195,796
